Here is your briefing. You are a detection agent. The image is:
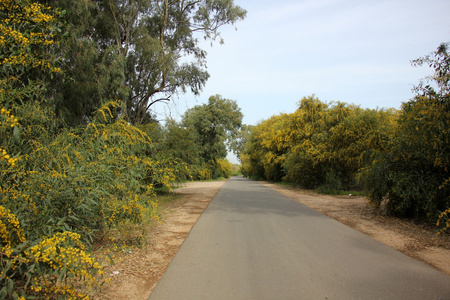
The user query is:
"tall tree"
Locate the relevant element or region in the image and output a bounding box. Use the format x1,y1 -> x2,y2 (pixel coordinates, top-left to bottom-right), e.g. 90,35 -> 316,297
229,124 -> 253,161
182,94 -> 242,164
45,0 -> 246,125
124,0 -> 247,124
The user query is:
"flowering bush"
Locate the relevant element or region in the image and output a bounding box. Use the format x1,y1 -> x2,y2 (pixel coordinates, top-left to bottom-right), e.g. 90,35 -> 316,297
215,159 -> 232,179
0,96 -> 194,297
0,0 -> 61,74
0,208 -> 103,299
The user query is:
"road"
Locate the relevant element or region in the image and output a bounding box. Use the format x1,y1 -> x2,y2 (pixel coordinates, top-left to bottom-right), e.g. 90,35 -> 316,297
149,177 -> 450,300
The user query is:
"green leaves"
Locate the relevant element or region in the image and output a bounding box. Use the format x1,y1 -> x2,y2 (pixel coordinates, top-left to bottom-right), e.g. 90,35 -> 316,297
361,44 -> 450,223
45,0 -> 246,125
182,95 -> 243,167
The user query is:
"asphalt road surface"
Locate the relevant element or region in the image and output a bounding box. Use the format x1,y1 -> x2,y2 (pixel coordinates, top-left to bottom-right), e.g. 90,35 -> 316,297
149,177 -> 450,300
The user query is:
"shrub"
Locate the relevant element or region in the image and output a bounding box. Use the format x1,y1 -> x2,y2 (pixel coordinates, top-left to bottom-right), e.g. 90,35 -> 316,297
0,206 -> 103,299
215,159 -> 232,179
0,101 -> 165,298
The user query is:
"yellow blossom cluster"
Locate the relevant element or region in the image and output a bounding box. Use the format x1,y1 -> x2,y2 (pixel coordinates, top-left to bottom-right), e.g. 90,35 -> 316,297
26,232 -> 103,296
104,194 -> 148,227
197,167 -> 212,180
437,208 -> 450,235
1,107 -> 19,127
0,0 -> 60,71
0,148 -> 18,166
1,0 -> 55,25
97,101 -> 117,123
143,158 -> 179,190
0,205 -> 26,256
25,2 -> 55,23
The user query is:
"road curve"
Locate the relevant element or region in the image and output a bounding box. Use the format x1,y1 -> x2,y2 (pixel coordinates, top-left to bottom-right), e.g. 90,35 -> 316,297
149,177 -> 450,300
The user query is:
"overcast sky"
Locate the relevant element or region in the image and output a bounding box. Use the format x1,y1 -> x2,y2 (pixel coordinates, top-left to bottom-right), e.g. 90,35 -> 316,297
159,0 -> 450,128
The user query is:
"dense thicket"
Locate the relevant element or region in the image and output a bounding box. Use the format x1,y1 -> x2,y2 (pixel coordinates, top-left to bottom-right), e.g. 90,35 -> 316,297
361,43 -> 450,226
0,0 -> 244,298
241,97 -> 395,190
242,43 -> 449,232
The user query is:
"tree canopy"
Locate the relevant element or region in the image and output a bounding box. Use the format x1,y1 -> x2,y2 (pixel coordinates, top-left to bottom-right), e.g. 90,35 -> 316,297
182,94 -> 243,165
45,0 -> 246,125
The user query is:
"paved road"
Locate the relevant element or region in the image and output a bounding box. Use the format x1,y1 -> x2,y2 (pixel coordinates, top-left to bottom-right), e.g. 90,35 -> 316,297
149,177 -> 450,300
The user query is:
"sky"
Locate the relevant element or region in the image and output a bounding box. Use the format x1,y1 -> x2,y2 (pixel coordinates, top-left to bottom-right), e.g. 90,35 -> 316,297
159,0 -> 450,123
157,0 -> 450,162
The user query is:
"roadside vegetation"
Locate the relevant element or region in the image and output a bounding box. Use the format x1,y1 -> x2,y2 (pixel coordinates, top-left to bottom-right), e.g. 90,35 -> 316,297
0,0 -> 245,298
1,0 -> 448,298
241,42 -> 450,235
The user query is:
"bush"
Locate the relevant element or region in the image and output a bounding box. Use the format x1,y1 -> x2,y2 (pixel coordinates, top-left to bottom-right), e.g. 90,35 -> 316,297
359,43 -> 450,226
0,101 -> 166,298
316,170 -> 344,195
215,159 -> 232,179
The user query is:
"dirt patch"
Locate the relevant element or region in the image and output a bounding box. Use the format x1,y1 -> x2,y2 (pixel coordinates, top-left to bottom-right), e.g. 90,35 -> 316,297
94,181 -> 226,300
260,182 -> 450,276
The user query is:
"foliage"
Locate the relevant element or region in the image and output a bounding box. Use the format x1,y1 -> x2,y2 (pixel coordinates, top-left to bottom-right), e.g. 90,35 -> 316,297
157,119 -> 202,168
231,164 -> 241,176
182,95 -> 243,164
1,3 -> 155,296
0,221 -> 103,299
229,124 -> 253,161
0,100 -> 166,298
44,0 -> 246,125
136,95 -> 243,182
242,96 -> 395,188
176,94 -> 242,179
361,43 -> 450,226
0,0 -> 62,78
242,43 -> 450,231
215,159 -> 232,179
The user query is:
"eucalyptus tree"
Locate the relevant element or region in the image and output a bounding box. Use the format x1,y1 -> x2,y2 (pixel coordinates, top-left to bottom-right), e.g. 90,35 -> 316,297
124,0 -> 246,124
42,0 -> 130,125
46,0 -> 246,125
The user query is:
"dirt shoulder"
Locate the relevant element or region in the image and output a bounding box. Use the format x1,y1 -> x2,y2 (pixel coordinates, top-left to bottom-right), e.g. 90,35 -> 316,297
261,181 -> 450,276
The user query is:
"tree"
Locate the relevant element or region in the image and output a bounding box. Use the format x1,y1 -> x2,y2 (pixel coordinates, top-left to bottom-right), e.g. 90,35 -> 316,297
124,0 -> 247,124
229,124 -> 253,162
241,95 -> 397,192
182,94 -> 242,165
45,0 -> 246,125
161,119 -> 202,166
39,0 -> 130,125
